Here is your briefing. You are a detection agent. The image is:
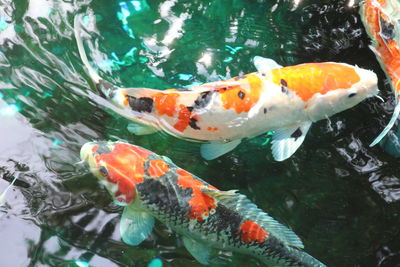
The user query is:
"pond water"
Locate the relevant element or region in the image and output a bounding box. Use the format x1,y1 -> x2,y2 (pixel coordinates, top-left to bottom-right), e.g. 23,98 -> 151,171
1,0 -> 400,266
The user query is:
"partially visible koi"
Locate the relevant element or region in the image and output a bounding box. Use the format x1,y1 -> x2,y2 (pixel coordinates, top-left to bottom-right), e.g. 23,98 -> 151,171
360,0 -> 400,146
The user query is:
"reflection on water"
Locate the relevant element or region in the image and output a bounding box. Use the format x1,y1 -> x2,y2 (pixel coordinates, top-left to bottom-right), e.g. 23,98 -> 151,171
1,0 -> 400,266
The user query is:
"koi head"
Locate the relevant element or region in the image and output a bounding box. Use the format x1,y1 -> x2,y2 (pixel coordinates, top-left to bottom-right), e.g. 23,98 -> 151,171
80,141 -> 153,206
306,64 -> 378,121
270,63 -> 378,121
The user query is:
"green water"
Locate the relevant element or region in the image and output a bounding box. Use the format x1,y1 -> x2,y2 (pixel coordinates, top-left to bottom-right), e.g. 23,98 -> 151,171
1,0 -> 400,266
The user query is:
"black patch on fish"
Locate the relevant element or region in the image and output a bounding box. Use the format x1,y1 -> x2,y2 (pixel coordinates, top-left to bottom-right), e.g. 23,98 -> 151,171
99,166 -> 108,175
194,91 -> 214,109
94,143 -> 112,155
186,106 -> 194,112
290,128 -> 302,140
127,96 -> 154,113
137,177 -> 192,224
259,236 -> 304,265
281,79 -> 288,94
189,117 -> 201,130
238,91 -> 245,99
263,108 -> 267,114
97,80 -> 116,98
380,17 -> 395,41
348,93 -> 356,98
204,204 -> 243,243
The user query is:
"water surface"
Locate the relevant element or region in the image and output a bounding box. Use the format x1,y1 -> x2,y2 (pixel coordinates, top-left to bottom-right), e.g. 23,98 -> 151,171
1,0 -> 400,266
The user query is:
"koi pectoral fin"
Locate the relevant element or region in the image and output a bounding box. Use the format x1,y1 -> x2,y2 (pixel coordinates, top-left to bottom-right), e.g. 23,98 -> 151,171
200,139 -> 241,160
120,206 -> 155,246
370,101 -> 400,147
271,121 -> 312,161
182,236 -> 211,265
127,123 -> 159,135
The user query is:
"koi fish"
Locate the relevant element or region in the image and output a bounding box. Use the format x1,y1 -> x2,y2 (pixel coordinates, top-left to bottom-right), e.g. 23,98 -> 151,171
75,16 -> 378,161
80,141 -> 326,266
360,0 -> 400,146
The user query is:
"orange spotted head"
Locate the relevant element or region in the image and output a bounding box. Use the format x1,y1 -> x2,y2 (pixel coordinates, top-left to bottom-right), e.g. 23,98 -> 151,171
268,62 -> 378,121
80,141 -> 154,206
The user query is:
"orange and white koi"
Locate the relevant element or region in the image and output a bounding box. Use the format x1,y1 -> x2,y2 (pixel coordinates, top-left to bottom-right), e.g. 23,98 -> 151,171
75,16 -> 378,161
80,141 -> 326,266
360,0 -> 400,146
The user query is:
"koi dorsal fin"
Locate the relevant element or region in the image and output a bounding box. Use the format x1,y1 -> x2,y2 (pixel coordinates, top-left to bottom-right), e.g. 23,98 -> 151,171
201,188 -> 304,249
253,56 -> 282,72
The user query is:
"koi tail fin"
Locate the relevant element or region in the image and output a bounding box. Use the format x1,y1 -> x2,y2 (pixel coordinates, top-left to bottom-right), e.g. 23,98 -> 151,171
370,100 -> 400,147
74,15 -> 102,84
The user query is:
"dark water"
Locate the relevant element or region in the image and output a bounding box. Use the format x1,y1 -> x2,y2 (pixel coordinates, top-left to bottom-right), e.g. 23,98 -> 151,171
1,0 -> 400,266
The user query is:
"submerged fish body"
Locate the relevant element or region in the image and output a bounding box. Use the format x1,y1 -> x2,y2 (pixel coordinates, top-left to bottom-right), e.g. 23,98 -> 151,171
80,141 -> 326,266
75,16 -> 378,161
360,0 -> 400,146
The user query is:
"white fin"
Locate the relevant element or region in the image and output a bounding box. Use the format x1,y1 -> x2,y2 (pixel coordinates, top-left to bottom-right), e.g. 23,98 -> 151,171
74,15 -> 101,84
127,123 -> 158,135
253,56 -> 282,72
120,206 -> 155,246
271,122 -> 312,161
200,140 -> 241,160
370,102 -> 400,147
0,176 -> 17,206
182,236 -> 211,265
161,155 -> 174,164
201,188 -> 304,249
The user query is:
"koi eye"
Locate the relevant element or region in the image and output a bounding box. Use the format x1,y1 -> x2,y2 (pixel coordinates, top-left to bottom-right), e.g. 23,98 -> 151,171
99,166 -> 108,176
348,93 -> 357,98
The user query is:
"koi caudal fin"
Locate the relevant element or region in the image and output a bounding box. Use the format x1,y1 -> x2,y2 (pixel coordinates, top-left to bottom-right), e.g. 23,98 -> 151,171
370,101 -> 400,147
74,15 -> 118,99
74,15 -> 101,84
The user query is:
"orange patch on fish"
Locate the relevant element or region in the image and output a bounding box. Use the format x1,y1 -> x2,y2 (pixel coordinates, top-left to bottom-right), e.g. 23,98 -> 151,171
152,92 -> 179,117
95,143 -> 151,204
240,220 -> 269,243
207,127 -> 218,131
269,63 -> 361,101
148,160 -> 170,178
177,169 -> 217,222
173,105 -> 192,132
92,145 -> 99,153
219,74 -> 263,114
363,0 -> 400,93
